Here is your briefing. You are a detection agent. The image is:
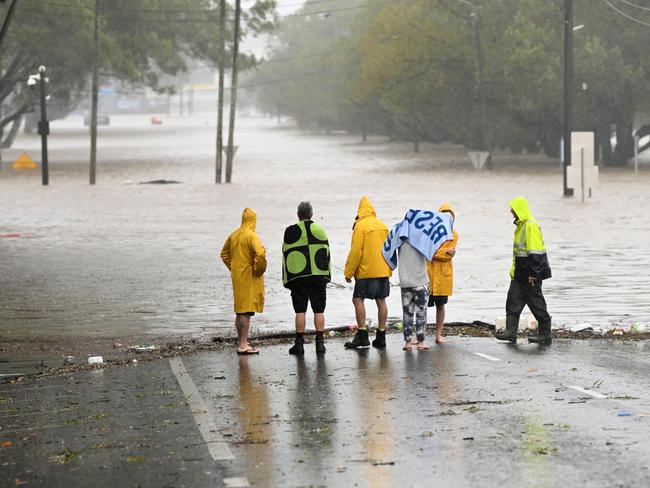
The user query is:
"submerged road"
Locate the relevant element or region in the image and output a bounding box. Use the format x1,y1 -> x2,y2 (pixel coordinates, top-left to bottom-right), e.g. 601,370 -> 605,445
2,116 -> 650,338
2,337 -> 649,487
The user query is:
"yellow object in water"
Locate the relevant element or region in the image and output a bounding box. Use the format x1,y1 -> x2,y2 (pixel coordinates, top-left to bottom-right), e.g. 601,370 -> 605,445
12,153 -> 38,170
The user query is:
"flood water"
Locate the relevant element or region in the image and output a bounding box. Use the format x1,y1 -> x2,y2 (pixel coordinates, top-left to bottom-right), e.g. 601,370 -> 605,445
1,114 -> 649,338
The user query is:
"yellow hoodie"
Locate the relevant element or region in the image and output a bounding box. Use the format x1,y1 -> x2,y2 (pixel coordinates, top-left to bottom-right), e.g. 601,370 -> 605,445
344,197 -> 392,280
220,208 -> 267,313
427,203 -> 458,297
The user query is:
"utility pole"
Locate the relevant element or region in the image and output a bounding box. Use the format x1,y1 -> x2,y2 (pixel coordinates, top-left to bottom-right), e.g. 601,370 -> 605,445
225,0 -> 241,184
215,0 -> 226,184
0,0 -> 19,52
180,88 -> 184,117
89,0 -> 99,185
38,67 -> 49,186
469,9 -> 490,167
563,0 -> 574,196
458,0 -> 491,169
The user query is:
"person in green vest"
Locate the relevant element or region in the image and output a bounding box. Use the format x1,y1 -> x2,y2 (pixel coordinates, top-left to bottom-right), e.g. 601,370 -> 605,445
282,201 -> 331,355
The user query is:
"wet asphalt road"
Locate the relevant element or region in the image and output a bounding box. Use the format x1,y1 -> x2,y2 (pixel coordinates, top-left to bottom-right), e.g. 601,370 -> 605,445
2,337 -> 649,487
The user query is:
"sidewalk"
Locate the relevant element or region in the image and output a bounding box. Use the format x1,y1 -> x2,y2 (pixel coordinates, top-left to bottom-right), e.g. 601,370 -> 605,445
2,336 -> 650,487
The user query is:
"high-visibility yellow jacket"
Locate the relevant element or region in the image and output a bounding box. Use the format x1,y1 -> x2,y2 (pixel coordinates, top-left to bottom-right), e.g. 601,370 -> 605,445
509,197 -> 551,281
220,208 -> 267,313
344,196 -> 392,280
427,203 -> 458,297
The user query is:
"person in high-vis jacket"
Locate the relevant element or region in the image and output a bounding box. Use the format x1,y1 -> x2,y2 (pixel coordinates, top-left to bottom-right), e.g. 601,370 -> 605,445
496,197 -> 552,345
343,196 -> 392,349
282,201 -> 331,356
221,208 -> 267,355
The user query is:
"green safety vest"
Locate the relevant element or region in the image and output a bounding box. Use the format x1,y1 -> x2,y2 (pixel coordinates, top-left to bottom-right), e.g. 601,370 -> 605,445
282,220 -> 331,286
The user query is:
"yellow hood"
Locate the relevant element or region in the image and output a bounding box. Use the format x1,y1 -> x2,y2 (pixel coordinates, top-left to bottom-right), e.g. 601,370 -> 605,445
356,196 -> 377,221
240,207 -> 257,232
438,203 -> 456,221
509,197 -> 531,222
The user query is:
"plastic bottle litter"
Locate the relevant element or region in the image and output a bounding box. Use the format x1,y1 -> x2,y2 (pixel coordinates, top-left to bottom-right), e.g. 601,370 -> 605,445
393,322 -> 403,331
495,317 -> 506,332
87,356 -> 104,365
328,330 -> 336,337
518,314 -> 538,331
630,323 -> 647,334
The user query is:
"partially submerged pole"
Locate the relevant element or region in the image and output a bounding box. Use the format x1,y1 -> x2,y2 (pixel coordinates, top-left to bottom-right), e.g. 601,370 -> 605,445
215,0 -> 226,183
225,0 -> 241,184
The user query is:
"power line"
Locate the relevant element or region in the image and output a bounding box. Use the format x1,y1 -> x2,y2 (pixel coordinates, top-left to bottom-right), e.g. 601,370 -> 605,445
20,0 -> 392,22
617,0 -> 650,11
601,0 -> 650,27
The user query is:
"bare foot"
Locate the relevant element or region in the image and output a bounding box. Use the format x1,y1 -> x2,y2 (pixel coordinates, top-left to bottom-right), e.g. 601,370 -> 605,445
411,338 -> 419,345
416,342 -> 430,350
403,342 -> 413,352
435,336 -> 446,344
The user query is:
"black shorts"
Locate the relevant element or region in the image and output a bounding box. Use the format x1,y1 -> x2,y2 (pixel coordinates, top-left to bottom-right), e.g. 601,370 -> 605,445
236,312 -> 255,317
428,295 -> 448,307
353,277 -> 390,300
289,276 -> 327,314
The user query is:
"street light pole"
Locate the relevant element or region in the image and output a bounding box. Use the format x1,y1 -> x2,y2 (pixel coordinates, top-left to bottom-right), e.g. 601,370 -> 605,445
563,0 -> 574,196
38,66 -> 49,186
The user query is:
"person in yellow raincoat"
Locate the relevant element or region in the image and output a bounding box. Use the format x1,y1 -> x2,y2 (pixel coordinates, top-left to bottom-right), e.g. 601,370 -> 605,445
343,196 -> 392,349
426,203 -> 459,344
495,197 -> 552,345
221,208 -> 267,355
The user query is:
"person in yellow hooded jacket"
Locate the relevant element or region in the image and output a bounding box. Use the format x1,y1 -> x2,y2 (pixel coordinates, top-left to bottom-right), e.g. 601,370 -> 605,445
221,208 -> 267,355
495,197 -> 552,345
426,203 -> 458,344
343,196 -> 392,349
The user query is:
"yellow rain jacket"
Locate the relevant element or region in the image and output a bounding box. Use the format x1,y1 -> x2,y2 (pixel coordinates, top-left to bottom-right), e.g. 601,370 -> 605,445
220,208 -> 267,313
344,196 -> 392,280
427,203 -> 458,297
509,197 -> 551,281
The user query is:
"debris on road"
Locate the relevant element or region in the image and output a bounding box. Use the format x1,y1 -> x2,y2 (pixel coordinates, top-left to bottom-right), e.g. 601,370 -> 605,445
129,344 -> 159,353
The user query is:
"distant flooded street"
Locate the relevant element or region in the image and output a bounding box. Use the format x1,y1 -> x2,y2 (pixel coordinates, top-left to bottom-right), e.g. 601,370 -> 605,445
1,115 -> 649,339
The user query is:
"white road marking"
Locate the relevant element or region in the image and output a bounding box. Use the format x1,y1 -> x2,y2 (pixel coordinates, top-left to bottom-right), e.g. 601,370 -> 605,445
224,477 -> 251,487
473,352 -> 502,362
169,357 -> 235,461
568,385 -> 608,399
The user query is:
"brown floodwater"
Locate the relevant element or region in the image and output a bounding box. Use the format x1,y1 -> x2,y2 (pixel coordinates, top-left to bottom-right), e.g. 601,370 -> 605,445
1,115 -> 649,338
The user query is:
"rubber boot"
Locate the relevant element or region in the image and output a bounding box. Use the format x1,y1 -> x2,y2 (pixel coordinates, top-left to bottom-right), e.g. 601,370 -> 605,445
372,329 -> 386,349
289,335 -> 305,355
528,321 -> 552,345
344,329 -> 370,349
495,317 -> 518,344
315,334 -> 326,355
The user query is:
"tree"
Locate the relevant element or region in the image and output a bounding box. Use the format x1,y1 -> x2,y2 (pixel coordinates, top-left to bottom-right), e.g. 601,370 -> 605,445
0,0 -> 277,159
254,0 -> 650,166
